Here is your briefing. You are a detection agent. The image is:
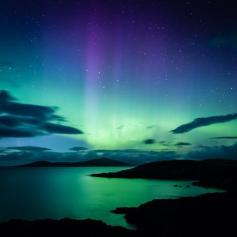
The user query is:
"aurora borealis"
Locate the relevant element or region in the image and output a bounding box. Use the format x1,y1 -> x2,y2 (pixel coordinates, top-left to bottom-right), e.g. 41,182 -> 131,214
1,0 -> 237,161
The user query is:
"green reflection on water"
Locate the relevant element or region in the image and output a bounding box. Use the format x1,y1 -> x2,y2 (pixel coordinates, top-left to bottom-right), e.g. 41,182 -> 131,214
0,167 -> 221,228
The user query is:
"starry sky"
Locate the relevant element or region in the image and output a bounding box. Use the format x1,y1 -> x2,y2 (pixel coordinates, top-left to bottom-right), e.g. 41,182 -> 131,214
0,0 -> 237,158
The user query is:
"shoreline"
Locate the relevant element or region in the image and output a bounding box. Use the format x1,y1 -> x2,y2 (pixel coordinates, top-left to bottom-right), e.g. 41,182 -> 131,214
1,159 -> 237,236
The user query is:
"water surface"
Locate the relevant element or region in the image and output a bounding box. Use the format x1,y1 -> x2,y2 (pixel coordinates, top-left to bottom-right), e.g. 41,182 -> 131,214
0,167 -> 220,227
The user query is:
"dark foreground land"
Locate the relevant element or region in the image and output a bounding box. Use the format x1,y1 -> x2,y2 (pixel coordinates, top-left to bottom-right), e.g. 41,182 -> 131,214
1,159 -> 237,236
0,219 -> 136,237
113,192 -> 237,237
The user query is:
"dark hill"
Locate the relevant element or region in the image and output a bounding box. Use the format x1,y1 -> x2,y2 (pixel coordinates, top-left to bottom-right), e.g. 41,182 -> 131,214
92,159 -> 237,191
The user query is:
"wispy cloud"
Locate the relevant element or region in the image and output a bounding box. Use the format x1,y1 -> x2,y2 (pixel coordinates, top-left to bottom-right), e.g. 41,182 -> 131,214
69,146 -> 88,152
210,136 -> 237,140
171,113 -> 237,134
6,146 -> 51,152
175,142 -> 191,146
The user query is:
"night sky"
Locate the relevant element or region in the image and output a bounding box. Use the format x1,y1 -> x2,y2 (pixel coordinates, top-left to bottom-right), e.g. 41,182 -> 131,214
0,0 -> 237,162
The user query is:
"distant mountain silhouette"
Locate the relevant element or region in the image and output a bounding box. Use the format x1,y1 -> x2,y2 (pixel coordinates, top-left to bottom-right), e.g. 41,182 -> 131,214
20,158 -> 130,167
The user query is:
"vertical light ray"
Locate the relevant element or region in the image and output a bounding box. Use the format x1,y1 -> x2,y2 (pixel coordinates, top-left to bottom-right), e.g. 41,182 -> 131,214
84,13 -> 104,140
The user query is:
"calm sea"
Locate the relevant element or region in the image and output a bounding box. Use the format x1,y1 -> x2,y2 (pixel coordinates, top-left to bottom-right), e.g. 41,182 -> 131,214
0,167 -> 220,228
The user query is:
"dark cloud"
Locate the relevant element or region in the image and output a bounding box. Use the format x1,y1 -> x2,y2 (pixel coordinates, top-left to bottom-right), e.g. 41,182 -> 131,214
6,146 -> 51,152
42,123 -> 83,134
0,90 -> 15,101
0,115 -> 43,128
0,91 -> 59,120
0,126 -> 42,137
69,146 -> 88,152
0,90 -> 83,138
0,90 -> 55,119
171,113 -> 237,134
144,139 -> 156,144
0,115 -> 23,127
187,143 -> 237,160
175,142 -> 192,146
210,136 -> 237,140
